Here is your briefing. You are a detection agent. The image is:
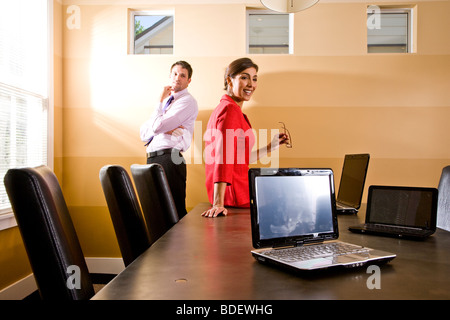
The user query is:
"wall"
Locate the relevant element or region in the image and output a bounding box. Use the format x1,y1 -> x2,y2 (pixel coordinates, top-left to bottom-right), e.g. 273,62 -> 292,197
1,0 -> 449,293
61,0 -> 450,258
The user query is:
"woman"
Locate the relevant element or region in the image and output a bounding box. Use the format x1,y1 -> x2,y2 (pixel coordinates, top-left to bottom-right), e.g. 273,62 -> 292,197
202,58 -> 289,218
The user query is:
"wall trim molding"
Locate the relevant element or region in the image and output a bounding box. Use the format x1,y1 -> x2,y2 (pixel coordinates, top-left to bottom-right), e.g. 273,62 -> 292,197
0,257 -> 124,300
0,274 -> 36,300
85,257 -> 125,275
0,212 -> 17,231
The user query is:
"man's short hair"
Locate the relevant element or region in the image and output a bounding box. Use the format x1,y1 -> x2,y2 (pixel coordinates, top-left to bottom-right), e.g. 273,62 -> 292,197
171,61 -> 193,79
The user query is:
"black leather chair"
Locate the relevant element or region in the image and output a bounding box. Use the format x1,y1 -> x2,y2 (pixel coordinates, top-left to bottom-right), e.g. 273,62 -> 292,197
437,166 -> 450,231
99,165 -> 151,266
130,164 -> 179,245
3,165 -> 94,300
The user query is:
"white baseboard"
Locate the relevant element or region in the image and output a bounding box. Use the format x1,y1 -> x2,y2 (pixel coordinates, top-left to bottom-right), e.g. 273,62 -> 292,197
0,274 -> 37,300
85,257 -> 125,274
0,212 -> 17,231
0,257 -> 125,300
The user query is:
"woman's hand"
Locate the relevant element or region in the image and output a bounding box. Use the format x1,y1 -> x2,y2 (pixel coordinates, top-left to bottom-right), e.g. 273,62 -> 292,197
269,132 -> 290,151
201,205 -> 228,218
251,132 -> 290,163
202,182 -> 228,217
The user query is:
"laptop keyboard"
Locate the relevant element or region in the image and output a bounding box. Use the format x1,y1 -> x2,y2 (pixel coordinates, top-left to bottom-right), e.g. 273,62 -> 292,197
262,242 -> 369,263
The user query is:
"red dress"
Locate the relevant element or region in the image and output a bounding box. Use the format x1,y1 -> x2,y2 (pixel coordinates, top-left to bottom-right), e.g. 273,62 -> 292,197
204,95 -> 256,208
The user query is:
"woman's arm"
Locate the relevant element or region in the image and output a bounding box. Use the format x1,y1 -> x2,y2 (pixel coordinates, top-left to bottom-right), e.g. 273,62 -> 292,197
250,132 -> 289,163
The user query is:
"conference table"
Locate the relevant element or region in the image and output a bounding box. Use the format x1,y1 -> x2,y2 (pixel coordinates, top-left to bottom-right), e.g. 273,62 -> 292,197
93,202 -> 450,300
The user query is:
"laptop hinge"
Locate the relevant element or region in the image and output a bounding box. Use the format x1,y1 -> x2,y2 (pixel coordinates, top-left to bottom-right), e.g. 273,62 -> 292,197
272,237 -> 325,249
272,243 -> 296,249
297,237 -> 325,246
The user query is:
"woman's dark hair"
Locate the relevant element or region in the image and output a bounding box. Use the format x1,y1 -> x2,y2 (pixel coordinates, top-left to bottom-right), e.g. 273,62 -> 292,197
224,58 -> 258,90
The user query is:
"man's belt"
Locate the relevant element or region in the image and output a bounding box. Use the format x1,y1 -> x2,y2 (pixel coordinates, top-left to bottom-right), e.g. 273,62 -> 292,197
147,148 -> 180,158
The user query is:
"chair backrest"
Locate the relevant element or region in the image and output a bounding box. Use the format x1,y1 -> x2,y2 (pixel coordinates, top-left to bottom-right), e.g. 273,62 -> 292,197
99,165 -> 151,266
3,165 -> 94,300
130,163 -> 179,245
437,165 -> 450,231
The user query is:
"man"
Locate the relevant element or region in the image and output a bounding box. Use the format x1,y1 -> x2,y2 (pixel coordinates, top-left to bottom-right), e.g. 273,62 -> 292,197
140,61 -> 198,218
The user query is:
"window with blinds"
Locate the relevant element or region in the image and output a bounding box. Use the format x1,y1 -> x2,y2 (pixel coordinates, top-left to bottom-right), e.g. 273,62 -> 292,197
367,8 -> 412,53
0,0 -> 50,214
247,11 -> 292,54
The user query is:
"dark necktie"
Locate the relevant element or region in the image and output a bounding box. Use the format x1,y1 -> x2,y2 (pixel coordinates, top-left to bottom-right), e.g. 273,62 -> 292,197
144,95 -> 174,146
162,95 -> 174,112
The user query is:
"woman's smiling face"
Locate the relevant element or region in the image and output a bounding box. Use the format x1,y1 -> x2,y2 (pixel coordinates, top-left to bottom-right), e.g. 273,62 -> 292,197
227,67 -> 258,106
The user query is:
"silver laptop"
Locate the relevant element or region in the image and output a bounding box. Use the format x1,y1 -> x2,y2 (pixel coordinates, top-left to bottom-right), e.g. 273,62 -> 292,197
249,168 -> 396,271
336,154 -> 370,214
349,185 -> 438,239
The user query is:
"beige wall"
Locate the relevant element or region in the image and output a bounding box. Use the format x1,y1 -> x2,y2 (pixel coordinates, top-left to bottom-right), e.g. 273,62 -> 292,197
1,0 -> 450,291
61,0 -> 450,258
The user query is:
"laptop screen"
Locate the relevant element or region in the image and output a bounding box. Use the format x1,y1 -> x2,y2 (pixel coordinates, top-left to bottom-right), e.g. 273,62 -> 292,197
366,186 -> 438,229
337,154 -> 370,207
249,168 -> 338,248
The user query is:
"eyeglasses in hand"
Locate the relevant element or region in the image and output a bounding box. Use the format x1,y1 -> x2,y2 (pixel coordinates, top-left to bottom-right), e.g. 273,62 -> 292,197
279,122 -> 292,148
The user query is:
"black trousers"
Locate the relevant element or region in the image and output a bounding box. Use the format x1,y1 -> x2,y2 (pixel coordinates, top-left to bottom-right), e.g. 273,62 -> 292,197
147,151 -> 187,219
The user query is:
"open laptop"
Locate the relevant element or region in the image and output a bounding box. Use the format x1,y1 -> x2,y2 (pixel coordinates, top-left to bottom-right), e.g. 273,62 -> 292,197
336,154 -> 370,214
349,185 -> 438,239
249,168 -> 396,272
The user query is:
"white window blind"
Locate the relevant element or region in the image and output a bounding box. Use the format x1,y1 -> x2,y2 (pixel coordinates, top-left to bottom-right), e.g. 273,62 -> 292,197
248,11 -> 292,54
367,9 -> 412,53
0,0 -> 49,213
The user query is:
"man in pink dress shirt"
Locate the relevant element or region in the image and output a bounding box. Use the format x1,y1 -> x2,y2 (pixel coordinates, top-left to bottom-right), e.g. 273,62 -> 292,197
140,61 -> 198,218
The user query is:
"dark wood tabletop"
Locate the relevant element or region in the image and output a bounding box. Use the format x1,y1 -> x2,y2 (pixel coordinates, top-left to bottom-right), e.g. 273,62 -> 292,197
92,203 -> 450,300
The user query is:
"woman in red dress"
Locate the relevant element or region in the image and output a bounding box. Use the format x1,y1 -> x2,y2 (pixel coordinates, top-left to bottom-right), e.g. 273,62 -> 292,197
202,58 -> 289,218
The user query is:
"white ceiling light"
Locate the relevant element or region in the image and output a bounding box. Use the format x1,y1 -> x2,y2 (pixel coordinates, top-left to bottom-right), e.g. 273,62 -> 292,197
261,0 -> 319,13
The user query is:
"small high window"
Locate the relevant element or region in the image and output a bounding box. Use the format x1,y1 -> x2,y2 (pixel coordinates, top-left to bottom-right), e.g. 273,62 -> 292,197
130,11 -> 173,54
247,10 -> 292,54
367,7 -> 413,53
